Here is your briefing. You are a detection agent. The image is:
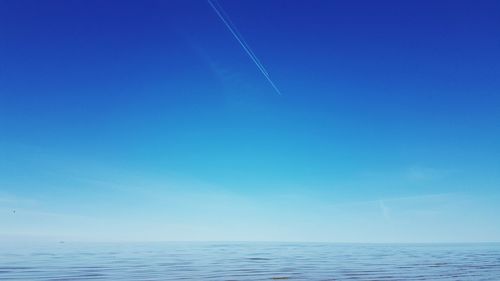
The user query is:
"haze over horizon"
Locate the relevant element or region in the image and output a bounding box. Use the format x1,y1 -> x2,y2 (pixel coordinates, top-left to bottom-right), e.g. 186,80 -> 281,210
1,0 -> 500,243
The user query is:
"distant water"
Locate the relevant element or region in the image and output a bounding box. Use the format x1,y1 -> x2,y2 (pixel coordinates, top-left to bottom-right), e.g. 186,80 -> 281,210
1,242 -> 499,280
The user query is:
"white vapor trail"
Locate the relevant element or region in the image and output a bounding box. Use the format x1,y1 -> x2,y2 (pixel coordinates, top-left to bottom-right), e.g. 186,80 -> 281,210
207,0 -> 282,95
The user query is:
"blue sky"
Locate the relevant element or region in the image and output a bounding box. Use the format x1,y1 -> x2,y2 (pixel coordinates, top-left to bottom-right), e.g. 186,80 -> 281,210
1,0 -> 499,242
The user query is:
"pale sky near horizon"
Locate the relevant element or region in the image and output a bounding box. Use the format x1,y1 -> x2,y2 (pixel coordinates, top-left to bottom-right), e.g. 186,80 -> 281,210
1,0 -> 500,243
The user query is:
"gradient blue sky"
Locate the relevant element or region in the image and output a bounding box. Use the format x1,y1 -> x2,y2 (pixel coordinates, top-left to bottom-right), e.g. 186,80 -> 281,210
1,0 -> 499,242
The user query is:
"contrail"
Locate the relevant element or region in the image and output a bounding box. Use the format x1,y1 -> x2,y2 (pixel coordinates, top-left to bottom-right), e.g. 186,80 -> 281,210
209,0 -> 268,76
207,0 -> 282,95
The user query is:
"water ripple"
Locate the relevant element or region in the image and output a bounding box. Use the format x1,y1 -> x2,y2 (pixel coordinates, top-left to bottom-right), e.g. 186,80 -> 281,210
1,243 -> 499,280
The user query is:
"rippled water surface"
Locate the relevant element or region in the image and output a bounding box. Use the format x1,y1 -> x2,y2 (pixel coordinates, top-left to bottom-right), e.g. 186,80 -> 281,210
1,242 -> 499,280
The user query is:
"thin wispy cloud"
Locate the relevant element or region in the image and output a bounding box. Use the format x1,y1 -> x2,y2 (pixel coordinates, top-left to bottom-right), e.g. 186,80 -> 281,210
378,199 -> 390,221
0,193 -> 38,207
405,166 -> 454,181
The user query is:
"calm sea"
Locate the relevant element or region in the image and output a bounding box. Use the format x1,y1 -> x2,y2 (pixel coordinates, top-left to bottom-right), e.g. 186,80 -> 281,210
1,242 -> 499,280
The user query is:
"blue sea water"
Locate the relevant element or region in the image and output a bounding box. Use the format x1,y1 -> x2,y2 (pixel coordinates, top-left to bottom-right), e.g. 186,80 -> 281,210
1,242 -> 499,280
